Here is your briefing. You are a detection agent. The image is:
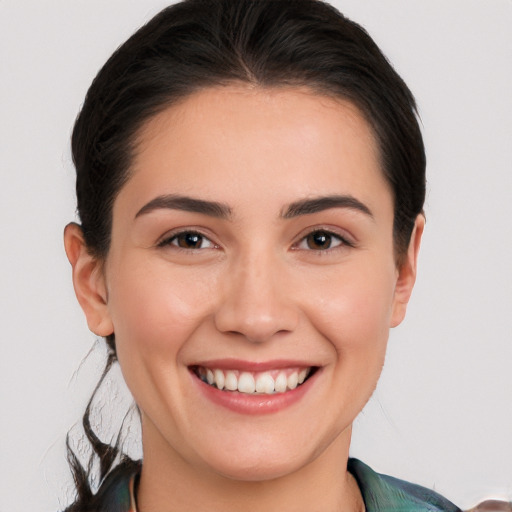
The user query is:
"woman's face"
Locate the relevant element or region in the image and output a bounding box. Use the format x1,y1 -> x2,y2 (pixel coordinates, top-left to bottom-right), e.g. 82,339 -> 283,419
73,86 -> 421,481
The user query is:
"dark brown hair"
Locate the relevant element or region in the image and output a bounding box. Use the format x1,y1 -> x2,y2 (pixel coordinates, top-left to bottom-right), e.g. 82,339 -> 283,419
66,0 -> 425,508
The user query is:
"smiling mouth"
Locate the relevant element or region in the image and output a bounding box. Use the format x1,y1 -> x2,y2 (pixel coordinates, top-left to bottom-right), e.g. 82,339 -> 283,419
191,366 -> 316,395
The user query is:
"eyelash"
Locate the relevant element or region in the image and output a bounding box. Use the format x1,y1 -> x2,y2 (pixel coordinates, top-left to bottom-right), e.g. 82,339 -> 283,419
157,230 -> 217,251
158,228 -> 353,253
293,228 -> 354,253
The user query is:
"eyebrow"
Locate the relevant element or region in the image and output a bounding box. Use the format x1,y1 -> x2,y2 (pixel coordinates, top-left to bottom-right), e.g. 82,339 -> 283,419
135,194 -> 232,219
134,193 -> 373,221
282,195 -> 373,219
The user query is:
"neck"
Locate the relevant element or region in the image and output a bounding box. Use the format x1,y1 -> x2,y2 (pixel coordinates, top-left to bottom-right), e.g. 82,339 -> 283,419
136,418 -> 364,512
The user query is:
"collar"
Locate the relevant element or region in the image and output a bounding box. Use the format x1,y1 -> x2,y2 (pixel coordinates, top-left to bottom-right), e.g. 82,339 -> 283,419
348,458 -> 461,512
124,458 -> 461,512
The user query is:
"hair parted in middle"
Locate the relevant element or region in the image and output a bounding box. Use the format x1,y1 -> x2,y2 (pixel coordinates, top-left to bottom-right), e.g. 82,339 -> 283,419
66,0 -> 426,508
73,0 -> 425,263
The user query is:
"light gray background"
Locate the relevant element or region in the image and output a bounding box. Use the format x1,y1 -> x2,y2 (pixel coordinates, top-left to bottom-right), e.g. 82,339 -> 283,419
1,1 -> 511,510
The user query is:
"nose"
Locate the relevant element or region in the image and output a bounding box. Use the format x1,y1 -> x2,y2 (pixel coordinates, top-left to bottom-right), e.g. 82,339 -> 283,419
214,251 -> 299,343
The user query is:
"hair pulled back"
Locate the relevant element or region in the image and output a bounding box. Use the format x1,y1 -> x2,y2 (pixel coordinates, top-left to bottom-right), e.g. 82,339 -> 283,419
67,0 -> 425,508
73,0 -> 425,261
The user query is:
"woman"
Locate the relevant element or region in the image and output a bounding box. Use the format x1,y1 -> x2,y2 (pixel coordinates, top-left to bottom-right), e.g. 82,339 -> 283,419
62,0 -> 461,510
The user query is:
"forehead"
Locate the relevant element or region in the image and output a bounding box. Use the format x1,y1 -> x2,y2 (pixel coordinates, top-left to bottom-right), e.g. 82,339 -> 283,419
136,85 -> 378,159
121,85 -> 391,217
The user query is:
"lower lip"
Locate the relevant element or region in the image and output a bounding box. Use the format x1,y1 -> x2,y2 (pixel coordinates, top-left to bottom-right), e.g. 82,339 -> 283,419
191,370 -> 318,415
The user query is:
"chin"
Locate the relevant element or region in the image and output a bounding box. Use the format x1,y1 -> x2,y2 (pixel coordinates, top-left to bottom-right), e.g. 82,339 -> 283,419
209,455 -> 305,482
194,431 -> 328,483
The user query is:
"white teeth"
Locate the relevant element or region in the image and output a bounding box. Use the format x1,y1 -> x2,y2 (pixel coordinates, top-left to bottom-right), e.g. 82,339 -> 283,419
214,369 -> 225,390
237,372 -> 256,393
199,367 -> 312,395
256,372 -> 275,394
225,371 -> 238,391
274,373 -> 288,393
287,372 -> 299,390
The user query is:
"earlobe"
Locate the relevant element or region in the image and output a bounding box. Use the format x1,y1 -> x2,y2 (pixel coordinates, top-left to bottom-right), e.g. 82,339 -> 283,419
390,215 -> 425,328
64,223 -> 114,337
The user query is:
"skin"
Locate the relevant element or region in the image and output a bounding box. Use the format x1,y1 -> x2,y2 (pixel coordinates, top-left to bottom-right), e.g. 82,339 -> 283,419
65,86 -> 424,512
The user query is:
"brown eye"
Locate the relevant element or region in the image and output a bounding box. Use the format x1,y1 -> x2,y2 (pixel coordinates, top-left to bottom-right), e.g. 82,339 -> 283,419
162,231 -> 214,250
296,230 -> 347,251
306,231 -> 334,250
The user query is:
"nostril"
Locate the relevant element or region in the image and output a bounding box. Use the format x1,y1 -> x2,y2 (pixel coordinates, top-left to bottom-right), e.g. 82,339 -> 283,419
214,306 -> 298,343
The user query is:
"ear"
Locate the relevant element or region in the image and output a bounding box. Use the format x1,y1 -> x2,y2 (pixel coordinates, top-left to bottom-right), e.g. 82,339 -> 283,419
64,223 -> 114,337
390,215 -> 425,328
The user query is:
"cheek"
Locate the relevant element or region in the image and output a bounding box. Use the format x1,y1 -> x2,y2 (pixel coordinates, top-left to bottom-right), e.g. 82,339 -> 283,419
329,273 -> 395,402
304,259 -> 396,403
106,257 -> 220,357
104,258 -> 224,422
308,262 -> 396,350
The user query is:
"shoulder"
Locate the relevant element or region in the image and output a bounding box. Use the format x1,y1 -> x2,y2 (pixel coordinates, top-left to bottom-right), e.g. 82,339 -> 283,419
348,458 -> 462,512
94,459 -> 140,512
63,459 -> 140,512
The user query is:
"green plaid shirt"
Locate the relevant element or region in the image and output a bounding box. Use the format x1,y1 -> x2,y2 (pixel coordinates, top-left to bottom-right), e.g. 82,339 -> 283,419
91,458 -> 461,512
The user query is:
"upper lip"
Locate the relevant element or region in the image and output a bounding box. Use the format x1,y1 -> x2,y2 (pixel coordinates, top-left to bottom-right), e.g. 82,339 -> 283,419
189,358 -> 318,372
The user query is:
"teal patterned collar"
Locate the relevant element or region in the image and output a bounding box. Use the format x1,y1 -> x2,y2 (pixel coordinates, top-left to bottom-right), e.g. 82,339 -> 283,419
98,458 -> 461,512
348,458 -> 461,512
